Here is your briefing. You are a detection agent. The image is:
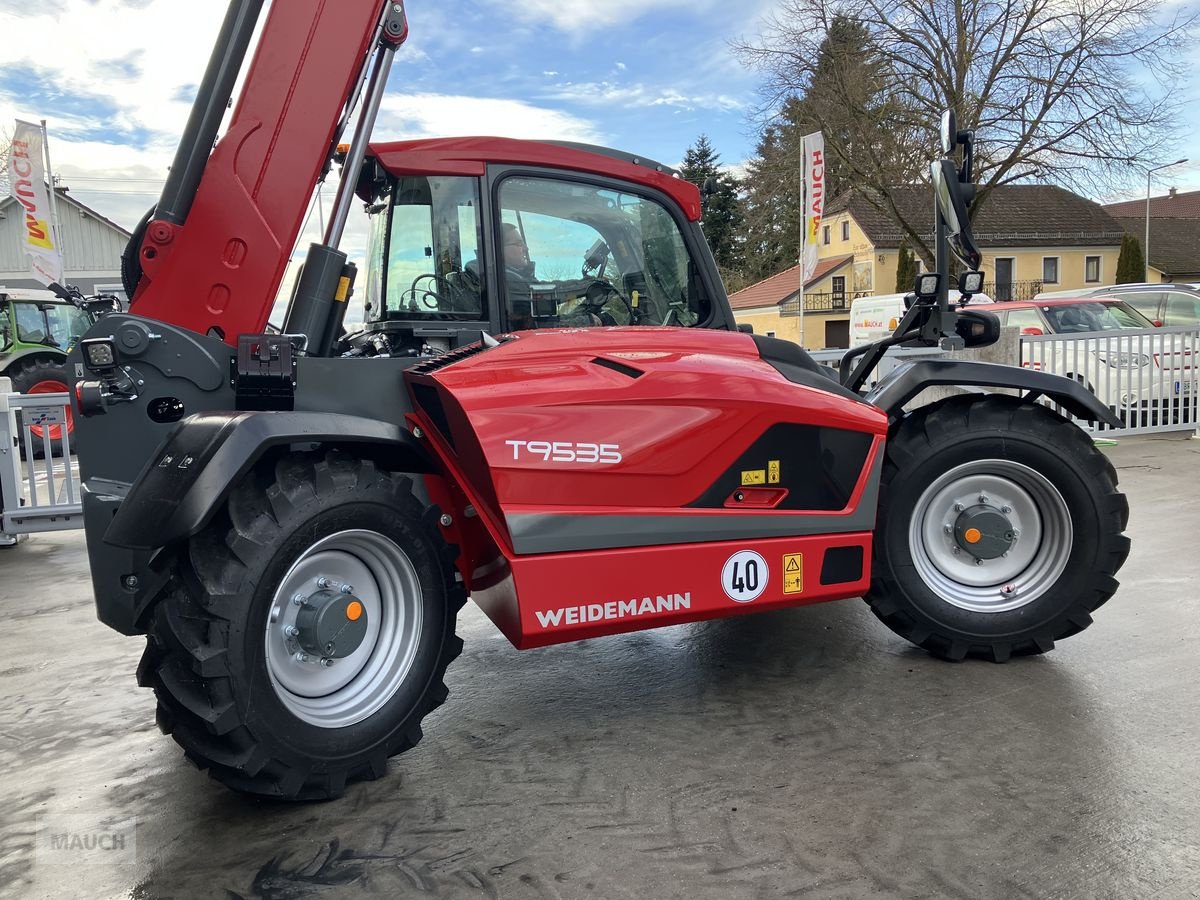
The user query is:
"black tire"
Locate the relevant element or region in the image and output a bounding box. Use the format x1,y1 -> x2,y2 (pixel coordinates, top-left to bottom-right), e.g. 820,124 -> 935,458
8,357 -> 73,458
866,394 -> 1130,662
137,450 -> 466,799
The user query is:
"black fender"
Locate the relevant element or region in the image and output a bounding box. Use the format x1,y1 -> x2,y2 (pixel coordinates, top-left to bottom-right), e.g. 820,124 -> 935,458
864,360 -> 1123,427
103,410 -> 436,552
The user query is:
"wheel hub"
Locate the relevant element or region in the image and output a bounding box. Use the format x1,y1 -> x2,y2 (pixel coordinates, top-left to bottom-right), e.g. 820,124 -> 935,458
293,588 -> 369,660
953,505 -> 1015,560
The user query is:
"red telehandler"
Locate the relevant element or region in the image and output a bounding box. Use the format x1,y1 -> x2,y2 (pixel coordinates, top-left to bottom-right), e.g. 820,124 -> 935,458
70,0 -> 1128,799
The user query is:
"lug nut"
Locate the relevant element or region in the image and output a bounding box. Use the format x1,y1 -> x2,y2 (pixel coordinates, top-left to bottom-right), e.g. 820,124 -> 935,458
1001,506 -> 1012,514
317,577 -> 331,588
293,652 -> 309,663
292,592 -> 305,606
975,558 -> 983,566
320,658 -> 334,668
439,513 -> 453,527
953,503 -> 965,512
978,494 -> 988,504
339,583 -> 354,595
943,524 -> 953,534
284,625 -> 299,638
952,547 -> 961,555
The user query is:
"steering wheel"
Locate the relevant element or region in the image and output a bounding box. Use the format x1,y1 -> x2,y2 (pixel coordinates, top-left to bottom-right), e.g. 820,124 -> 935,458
573,279 -> 637,326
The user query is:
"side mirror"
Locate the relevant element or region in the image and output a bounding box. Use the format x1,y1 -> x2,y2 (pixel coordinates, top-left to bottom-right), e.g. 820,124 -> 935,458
931,159 -> 982,270
955,309 -> 1000,347
1020,326 -> 1043,336
940,110 -> 957,155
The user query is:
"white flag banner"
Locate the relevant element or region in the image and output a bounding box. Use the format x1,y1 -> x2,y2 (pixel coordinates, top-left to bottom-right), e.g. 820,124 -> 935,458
8,119 -> 63,286
800,131 -> 825,283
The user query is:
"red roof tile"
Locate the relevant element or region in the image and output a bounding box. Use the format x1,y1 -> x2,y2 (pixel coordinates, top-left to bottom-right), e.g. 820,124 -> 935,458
1104,189 -> 1200,219
728,255 -> 853,310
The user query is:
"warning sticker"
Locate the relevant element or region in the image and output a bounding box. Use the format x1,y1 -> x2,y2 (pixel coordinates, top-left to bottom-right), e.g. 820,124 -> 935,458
783,553 -> 804,594
768,460 -> 780,484
740,469 -> 766,486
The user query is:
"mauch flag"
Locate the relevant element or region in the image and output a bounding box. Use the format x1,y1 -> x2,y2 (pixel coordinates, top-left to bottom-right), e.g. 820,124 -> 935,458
801,131 -> 825,282
8,119 -> 64,286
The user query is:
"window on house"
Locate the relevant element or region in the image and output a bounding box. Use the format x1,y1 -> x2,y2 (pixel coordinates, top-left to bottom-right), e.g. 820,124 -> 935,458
1085,256 -> 1101,283
822,225 -> 830,245
841,220 -> 849,241
766,330 -> 776,338
1042,257 -> 1059,284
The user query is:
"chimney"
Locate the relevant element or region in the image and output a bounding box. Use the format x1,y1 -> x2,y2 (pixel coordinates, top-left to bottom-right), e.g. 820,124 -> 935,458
1169,187 -> 1178,199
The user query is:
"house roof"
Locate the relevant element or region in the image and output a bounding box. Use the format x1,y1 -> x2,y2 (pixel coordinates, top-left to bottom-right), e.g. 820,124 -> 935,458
826,185 -> 1124,249
0,187 -> 131,238
1104,189 -> 1200,220
1113,217 -> 1200,277
728,256 -> 853,311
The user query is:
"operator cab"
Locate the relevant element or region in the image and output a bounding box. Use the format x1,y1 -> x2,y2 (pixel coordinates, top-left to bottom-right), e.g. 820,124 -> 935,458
338,138 -> 732,358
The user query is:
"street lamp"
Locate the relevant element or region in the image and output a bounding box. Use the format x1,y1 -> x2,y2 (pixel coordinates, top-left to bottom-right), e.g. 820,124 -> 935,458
1145,158 -> 1188,282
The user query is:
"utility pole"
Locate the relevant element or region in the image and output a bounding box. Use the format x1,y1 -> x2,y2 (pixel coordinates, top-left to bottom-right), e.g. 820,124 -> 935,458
1145,159 -> 1187,282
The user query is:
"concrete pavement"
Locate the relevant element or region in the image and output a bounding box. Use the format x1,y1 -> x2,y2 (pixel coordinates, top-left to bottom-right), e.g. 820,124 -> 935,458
1,435 -> 1197,899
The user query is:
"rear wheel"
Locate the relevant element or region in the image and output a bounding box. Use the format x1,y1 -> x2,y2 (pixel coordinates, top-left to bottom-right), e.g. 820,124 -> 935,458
866,395 -> 1129,662
8,357 -> 73,458
137,451 -> 465,799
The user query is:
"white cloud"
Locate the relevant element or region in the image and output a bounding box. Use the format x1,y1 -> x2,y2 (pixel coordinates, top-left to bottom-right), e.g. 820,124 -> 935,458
543,81 -> 745,113
376,94 -> 604,144
494,0 -> 709,34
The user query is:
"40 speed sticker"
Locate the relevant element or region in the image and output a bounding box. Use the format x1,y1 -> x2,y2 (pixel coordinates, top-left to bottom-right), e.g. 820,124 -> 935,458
721,550 -> 768,603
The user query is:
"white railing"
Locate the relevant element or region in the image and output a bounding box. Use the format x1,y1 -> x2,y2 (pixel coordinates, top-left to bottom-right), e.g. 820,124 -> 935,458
810,327 -> 1200,437
1019,326 -> 1199,436
0,383 -> 83,543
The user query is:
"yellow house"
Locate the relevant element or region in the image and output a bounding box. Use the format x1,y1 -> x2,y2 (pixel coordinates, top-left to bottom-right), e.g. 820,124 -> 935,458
732,185 -> 1126,349
727,255 -> 856,348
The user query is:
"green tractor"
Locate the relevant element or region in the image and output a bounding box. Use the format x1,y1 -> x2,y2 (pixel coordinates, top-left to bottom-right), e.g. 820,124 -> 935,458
0,287 -> 117,456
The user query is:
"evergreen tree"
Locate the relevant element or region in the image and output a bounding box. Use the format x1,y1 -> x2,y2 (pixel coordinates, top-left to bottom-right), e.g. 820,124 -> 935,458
679,135 -> 744,275
895,242 -> 919,292
739,17 -> 887,281
1115,233 -> 1146,283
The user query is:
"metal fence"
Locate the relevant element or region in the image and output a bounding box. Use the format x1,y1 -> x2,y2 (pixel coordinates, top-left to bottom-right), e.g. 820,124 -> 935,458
1020,326 -> 1199,436
0,386 -> 82,544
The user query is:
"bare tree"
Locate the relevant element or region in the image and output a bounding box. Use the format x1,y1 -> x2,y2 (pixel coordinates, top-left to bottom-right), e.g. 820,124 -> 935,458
735,0 -> 1195,263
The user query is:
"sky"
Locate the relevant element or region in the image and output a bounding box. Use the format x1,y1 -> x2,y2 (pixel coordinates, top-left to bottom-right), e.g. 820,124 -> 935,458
2,0 -> 1199,301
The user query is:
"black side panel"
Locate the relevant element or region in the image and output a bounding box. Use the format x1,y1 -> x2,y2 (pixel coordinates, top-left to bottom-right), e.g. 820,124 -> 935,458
866,359 -> 1124,426
752,334 -> 860,400
104,411 -> 434,551
687,423 -> 872,511
820,546 -> 865,586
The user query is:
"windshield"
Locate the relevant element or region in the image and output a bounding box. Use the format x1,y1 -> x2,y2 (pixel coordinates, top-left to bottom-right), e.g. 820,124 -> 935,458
1040,300 -> 1153,334
13,302 -> 91,350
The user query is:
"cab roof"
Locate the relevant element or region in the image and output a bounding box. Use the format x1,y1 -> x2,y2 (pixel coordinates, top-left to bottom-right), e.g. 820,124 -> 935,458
367,137 -> 702,222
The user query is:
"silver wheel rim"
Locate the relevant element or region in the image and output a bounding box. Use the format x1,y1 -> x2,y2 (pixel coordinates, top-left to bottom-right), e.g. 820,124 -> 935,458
908,459 -> 1073,613
264,529 -> 424,728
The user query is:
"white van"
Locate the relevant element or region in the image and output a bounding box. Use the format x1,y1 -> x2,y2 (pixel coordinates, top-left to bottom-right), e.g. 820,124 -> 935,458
849,292 -> 994,346
848,293 -> 909,346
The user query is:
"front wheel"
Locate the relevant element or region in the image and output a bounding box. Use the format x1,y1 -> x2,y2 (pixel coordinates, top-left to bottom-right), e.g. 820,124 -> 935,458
137,451 -> 465,799
866,395 -> 1130,662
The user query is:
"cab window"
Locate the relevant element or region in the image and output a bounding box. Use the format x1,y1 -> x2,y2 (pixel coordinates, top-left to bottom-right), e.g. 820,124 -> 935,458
496,175 -> 711,331
13,302 -> 90,349
366,176 -> 486,321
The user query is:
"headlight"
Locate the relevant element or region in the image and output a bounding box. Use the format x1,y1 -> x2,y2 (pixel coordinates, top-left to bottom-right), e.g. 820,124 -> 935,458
1095,352 -> 1150,368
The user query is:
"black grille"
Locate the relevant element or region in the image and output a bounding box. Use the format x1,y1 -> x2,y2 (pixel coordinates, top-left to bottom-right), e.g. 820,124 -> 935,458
408,340 -> 490,376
